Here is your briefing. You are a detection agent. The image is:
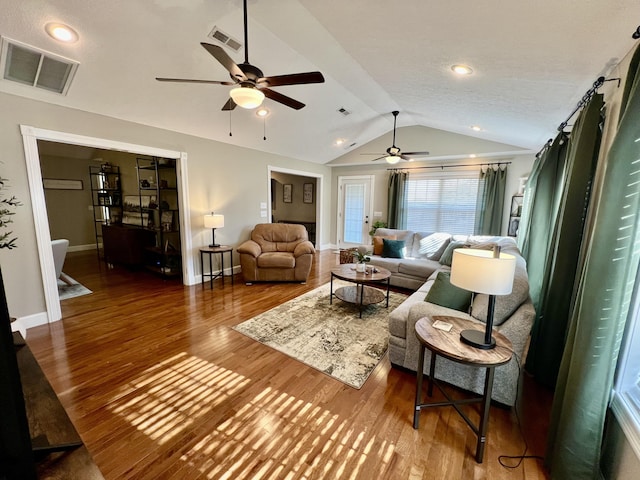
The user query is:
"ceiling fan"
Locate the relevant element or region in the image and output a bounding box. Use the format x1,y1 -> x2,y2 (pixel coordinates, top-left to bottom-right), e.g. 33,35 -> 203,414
156,0 -> 324,111
362,111 -> 430,164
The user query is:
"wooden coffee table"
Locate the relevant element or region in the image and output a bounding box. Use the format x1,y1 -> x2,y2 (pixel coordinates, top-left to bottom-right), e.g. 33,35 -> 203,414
330,264 -> 391,318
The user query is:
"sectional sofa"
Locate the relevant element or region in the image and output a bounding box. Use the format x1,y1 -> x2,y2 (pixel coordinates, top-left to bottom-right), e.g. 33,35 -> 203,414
359,228 -> 535,406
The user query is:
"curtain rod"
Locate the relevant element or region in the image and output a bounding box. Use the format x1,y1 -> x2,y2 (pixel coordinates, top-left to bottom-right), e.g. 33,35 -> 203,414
388,161 -> 511,171
557,76 -> 605,132
557,76 -> 620,132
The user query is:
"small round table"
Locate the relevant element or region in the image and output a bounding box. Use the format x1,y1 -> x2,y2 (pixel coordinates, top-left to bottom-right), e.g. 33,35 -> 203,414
413,315 -> 513,463
329,264 -> 391,318
200,246 -> 234,289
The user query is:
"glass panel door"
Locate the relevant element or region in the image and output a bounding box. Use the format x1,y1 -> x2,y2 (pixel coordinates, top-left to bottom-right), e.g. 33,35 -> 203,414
338,176 -> 373,247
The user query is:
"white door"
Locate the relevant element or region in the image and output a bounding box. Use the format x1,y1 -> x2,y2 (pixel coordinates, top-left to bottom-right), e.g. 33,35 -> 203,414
338,175 -> 374,247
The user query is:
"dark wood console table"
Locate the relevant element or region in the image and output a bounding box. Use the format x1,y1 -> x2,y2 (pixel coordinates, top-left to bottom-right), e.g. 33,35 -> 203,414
16,333 -> 104,478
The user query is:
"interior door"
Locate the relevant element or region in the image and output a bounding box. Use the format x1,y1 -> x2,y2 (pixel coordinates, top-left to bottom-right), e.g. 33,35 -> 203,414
338,175 -> 374,248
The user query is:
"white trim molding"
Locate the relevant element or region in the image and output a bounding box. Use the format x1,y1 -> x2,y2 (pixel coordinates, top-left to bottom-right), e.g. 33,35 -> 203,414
20,125 -> 193,323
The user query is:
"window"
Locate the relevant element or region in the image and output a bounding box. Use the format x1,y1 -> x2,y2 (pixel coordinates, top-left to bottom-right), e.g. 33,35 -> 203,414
405,171 -> 480,234
612,279 -> 640,459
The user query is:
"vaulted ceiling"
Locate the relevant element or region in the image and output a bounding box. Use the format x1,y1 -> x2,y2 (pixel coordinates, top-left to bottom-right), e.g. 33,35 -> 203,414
1,0 -> 638,164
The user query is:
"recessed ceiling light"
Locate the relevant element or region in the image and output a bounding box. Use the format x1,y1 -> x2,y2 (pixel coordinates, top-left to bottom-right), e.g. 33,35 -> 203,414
335,138 -> 345,146
256,108 -> 269,117
469,154 -> 477,158
45,23 -> 79,43
471,125 -> 482,132
451,64 -> 473,75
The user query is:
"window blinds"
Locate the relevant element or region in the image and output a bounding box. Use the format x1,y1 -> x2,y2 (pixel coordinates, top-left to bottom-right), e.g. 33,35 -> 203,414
405,172 -> 480,234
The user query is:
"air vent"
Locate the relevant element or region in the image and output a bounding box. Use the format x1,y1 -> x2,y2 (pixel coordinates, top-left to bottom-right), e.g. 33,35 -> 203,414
337,107 -> 351,116
0,37 -> 78,95
345,142 -> 357,150
208,26 -> 242,52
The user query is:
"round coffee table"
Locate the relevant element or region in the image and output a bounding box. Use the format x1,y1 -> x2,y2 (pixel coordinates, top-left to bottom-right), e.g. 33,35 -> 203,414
330,264 -> 391,318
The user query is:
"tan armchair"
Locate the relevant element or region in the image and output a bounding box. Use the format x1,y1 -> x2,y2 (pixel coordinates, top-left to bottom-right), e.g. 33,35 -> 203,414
237,223 -> 315,284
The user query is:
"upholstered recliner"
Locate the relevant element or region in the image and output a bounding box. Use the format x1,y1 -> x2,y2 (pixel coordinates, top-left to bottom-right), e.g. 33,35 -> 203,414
237,223 -> 315,284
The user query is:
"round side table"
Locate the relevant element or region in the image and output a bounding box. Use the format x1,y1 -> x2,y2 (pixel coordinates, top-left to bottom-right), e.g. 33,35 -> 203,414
413,315 -> 513,463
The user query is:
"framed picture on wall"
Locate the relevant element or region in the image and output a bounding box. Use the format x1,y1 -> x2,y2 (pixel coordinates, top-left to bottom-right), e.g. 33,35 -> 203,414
303,183 -> 314,203
283,184 -> 292,203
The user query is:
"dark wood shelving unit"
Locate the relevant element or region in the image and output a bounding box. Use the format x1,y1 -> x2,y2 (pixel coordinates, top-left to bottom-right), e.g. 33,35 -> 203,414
89,164 -> 122,260
135,157 -> 182,277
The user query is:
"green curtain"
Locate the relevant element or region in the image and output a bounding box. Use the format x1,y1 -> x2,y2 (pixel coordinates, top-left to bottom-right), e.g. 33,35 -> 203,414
387,171 -> 407,229
518,133 -> 569,314
548,51 -> 640,479
474,166 -> 507,235
525,95 -> 604,388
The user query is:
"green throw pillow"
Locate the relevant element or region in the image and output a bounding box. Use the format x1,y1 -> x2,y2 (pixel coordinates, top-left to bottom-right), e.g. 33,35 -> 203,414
382,238 -> 405,258
439,241 -> 467,266
425,271 -> 473,312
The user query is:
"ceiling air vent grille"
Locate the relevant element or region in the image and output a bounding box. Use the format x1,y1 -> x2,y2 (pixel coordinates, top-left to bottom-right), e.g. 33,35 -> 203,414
0,37 -> 78,95
208,26 -> 242,52
337,107 -> 351,116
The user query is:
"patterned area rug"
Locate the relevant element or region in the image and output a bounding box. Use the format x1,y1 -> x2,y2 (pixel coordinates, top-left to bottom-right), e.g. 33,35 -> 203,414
233,280 -> 408,389
58,275 -> 92,301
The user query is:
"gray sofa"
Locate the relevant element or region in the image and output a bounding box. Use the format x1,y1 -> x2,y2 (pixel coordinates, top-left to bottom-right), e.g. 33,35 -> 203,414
361,228 -> 535,406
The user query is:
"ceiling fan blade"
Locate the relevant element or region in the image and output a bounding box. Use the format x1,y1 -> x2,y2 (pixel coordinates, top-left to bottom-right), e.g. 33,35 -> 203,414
221,98 -> 237,111
258,71 -> 325,87
156,77 -> 235,85
261,88 -> 305,110
370,156 -> 387,162
402,151 -> 431,156
200,43 -> 246,81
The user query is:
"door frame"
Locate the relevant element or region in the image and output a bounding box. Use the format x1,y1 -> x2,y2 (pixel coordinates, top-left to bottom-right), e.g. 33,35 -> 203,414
267,165 -> 323,249
20,125 -> 193,324
337,175 -> 375,247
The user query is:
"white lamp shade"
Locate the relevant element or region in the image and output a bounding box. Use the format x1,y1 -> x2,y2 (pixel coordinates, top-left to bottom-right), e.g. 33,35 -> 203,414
450,249 -> 516,295
204,213 -> 224,229
385,155 -> 401,164
229,87 -> 265,109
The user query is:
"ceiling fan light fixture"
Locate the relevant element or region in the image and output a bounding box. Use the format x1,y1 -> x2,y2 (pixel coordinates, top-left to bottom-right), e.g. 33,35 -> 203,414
385,155 -> 401,165
230,86 -> 265,109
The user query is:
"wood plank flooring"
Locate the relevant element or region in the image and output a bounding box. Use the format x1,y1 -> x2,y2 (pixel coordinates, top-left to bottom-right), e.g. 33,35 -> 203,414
25,250 -> 553,479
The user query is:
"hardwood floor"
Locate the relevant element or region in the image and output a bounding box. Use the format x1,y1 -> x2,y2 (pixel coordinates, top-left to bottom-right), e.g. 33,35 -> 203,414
25,250 -> 552,479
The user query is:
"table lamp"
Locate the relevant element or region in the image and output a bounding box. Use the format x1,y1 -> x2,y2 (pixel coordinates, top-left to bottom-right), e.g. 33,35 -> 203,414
204,213 -> 224,247
450,247 -> 516,349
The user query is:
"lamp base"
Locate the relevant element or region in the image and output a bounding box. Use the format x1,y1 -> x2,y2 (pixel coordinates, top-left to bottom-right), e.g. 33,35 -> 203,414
460,329 -> 496,350
209,243 -> 221,248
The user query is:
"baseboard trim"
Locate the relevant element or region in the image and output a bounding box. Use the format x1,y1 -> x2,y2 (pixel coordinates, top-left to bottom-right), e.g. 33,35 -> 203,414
10,311 -> 50,339
67,244 -> 98,253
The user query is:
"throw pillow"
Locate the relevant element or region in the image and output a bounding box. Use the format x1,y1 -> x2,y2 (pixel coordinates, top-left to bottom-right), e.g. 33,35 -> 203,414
417,232 -> 451,259
439,241 -> 467,266
382,238 -> 405,258
373,235 -> 397,255
425,272 -> 473,312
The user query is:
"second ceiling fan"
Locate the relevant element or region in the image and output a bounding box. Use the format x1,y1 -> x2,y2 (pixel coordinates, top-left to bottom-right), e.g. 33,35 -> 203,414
156,0 -> 325,111
362,111 -> 430,164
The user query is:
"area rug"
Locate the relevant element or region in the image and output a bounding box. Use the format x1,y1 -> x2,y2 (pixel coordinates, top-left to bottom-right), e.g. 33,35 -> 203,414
58,275 -> 92,301
232,280 -> 408,389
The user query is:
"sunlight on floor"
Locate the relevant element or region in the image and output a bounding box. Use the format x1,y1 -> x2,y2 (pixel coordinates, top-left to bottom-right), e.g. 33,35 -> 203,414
107,352 -> 251,444
107,351 -> 395,478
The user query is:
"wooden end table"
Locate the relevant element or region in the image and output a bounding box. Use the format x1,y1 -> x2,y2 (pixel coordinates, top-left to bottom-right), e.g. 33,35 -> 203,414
200,246 -> 234,289
413,315 -> 513,463
329,264 -> 391,318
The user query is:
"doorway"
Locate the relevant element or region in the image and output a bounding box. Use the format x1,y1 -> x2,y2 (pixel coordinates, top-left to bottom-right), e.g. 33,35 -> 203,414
268,166 -> 323,248
337,175 -> 374,248
21,125 -> 192,324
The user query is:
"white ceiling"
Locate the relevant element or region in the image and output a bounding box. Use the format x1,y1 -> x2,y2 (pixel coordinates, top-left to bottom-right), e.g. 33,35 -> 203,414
1,0 -> 638,164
